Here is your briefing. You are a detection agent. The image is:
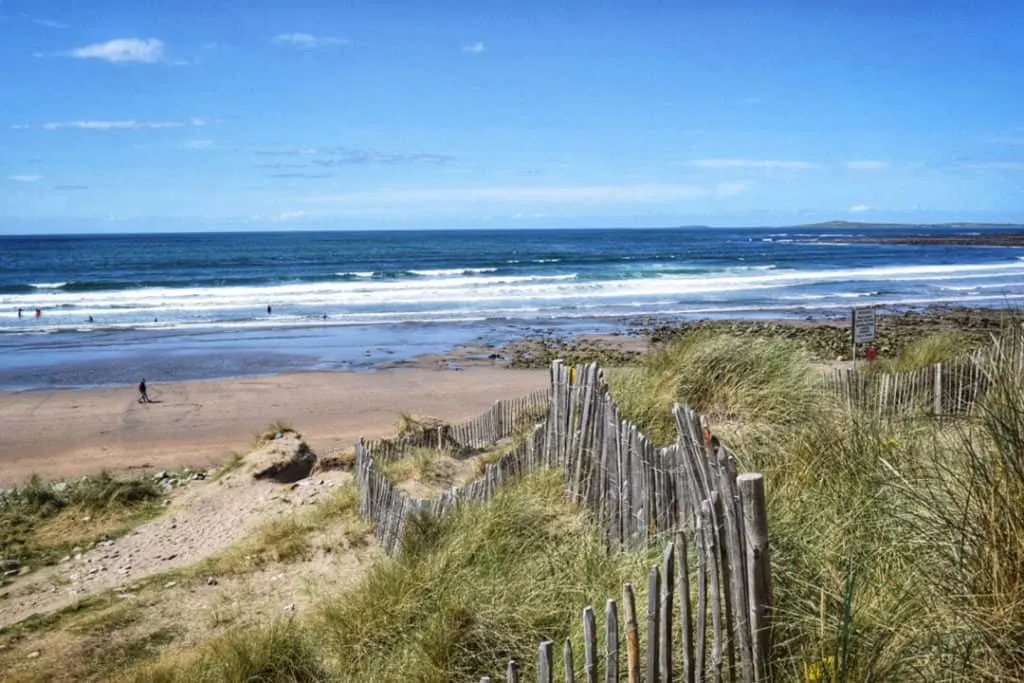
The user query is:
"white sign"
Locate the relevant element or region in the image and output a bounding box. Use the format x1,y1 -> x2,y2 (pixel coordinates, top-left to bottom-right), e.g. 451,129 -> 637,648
852,308 -> 876,344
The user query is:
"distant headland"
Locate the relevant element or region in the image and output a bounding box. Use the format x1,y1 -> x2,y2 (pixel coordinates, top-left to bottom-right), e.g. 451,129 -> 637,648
796,220 -> 1024,246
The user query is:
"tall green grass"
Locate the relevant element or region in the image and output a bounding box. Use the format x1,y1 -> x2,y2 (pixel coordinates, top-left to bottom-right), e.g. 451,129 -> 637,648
609,331 -> 824,444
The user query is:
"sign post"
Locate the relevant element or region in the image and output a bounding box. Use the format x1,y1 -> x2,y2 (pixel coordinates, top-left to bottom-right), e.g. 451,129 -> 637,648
851,307 -> 876,371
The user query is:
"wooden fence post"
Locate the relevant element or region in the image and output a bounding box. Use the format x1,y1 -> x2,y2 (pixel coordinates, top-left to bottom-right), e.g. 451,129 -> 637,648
564,639 -> 575,683
583,606 -> 598,683
677,532 -> 695,683
623,583 -> 641,683
539,641 -> 555,683
660,542 -> 675,683
648,565 -> 661,683
933,362 -> 942,416
605,599 -> 619,683
508,660 -> 521,683
738,473 -> 772,682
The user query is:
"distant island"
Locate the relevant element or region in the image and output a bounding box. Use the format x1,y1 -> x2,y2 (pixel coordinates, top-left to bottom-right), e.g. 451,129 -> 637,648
796,220 -> 1024,246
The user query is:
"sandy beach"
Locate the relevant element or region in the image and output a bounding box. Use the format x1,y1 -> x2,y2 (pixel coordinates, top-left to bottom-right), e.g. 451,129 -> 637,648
0,367 -> 548,486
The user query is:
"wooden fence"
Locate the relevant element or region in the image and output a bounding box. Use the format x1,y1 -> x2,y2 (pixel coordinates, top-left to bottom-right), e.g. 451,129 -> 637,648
356,360 -> 773,681
816,334 -> 1024,417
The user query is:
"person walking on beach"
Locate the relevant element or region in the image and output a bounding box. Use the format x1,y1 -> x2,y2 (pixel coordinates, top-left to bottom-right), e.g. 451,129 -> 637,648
138,378 -> 151,404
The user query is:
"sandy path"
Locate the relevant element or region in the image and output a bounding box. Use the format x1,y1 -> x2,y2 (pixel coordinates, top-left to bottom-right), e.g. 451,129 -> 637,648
0,367 -> 547,486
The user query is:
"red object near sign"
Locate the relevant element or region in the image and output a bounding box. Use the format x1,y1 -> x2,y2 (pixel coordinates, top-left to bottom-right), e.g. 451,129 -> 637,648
866,346 -> 878,362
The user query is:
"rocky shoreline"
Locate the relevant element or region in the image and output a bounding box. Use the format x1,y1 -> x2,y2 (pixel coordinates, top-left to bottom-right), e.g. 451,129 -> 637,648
497,306 -> 1024,368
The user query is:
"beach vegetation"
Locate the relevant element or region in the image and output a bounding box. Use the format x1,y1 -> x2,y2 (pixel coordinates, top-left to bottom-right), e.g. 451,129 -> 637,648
1,472 -> 164,582
253,420 -> 296,447
608,330 -> 824,444
867,329 -> 977,373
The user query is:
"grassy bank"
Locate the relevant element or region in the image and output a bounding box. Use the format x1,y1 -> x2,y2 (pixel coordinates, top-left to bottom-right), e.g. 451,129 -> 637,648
121,472 -> 655,682
1,472 -> 166,585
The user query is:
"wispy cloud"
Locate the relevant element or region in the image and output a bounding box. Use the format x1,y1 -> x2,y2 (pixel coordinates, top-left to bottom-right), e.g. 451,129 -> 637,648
268,172 -> 334,179
849,204 -> 871,213
272,33 -> 348,49
846,160 -> 888,170
8,174 -> 43,183
462,41 -> 485,54
54,38 -> 166,63
32,18 -> 68,29
12,118 -> 208,130
307,183 -> 714,205
53,184 -> 88,191
714,182 -> 749,197
683,159 -> 819,170
960,161 -> 1024,171
255,145 -> 454,166
273,210 -> 307,221
182,139 -> 214,150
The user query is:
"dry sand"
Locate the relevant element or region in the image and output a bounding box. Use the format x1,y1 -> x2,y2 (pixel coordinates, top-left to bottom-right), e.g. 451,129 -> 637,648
0,367 -> 548,487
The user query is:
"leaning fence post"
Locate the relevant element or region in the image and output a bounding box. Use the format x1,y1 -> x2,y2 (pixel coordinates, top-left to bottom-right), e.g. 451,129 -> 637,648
738,473 -> 772,681
508,659 -> 521,683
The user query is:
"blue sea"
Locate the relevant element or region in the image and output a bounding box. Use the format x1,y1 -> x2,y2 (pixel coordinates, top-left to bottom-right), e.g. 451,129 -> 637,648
3,226 -> 1024,390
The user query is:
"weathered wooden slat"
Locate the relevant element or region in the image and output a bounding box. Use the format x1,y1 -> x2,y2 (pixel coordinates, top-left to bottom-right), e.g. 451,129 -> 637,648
539,641 -> 555,683
564,639 -> 575,683
660,541 -> 675,683
605,599 -> 619,683
677,531 -> 695,683
647,565 -> 661,683
583,606 -> 598,683
508,660 -> 521,683
738,473 -> 771,682
623,583 -> 640,683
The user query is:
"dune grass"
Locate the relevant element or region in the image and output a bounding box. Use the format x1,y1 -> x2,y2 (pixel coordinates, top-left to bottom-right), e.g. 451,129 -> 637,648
608,330 -> 825,444
117,472 -> 654,682
1,472 -> 165,581
868,329 -> 978,373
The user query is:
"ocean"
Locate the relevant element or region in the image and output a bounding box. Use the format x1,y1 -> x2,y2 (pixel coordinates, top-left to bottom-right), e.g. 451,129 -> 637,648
3,225 -> 1024,390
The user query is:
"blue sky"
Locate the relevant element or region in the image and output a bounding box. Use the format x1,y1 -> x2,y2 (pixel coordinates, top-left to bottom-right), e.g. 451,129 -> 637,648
1,0 -> 1023,233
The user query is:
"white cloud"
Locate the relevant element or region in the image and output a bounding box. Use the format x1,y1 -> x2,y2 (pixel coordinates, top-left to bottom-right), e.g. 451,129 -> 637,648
183,139 -> 214,150
961,162 -> 1024,171
849,204 -> 871,213
12,118 -> 208,130
683,159 -> 819,170
69,38 -> 164,63
846,160 -> 888,170
273,33 -> 348,49
462,41 -> 485,54
8,174 -> 43,183
307,183 -> 713,205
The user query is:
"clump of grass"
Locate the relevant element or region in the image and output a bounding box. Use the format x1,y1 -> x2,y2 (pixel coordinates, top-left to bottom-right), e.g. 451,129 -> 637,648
608,331 -> 823,444
380,446 -> 458,490
1,472 -> 164,579
254,420 -> 297,447
121,619 -> 328,683
869,330 -> 976,373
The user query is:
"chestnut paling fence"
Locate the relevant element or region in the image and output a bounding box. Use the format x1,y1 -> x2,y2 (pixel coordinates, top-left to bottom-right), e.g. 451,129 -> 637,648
355,360 -> 772,682
821,332 -> 1024,417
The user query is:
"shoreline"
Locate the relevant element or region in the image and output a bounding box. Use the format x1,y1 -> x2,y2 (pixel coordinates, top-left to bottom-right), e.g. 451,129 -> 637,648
3,305 -> 1018,487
